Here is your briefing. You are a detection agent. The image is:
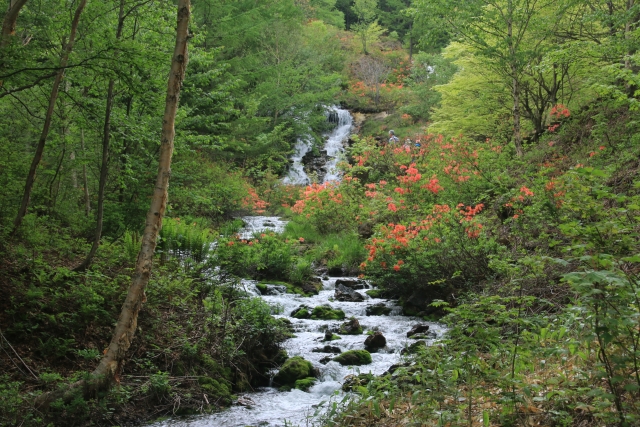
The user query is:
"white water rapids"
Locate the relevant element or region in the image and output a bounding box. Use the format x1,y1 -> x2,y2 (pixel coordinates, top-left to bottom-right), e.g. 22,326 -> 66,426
283,106 -> 353,185
153,216 -> 444,427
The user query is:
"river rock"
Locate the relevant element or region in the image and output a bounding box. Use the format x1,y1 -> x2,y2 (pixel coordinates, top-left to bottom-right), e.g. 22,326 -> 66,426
311,304 -> 345,320
366,303 -> 392,316
407,324 -> 431,338
364,331 -> 386,351
273,356 -> 316,387
236,396 -> 256,407
338,317 -> 362,335
342,373 -> 374,391
299,277 -> 322,295
335,284 -> 364,302
312,345 -> 342,354
400,340 -> 427,355
291,305 -> 311,319
335,279 -> 367,290
333,350 -> 372,366
319,356 -> 333,365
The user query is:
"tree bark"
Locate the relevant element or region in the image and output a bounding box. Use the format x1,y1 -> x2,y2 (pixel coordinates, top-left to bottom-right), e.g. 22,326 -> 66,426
74,0 -> 126,272
506,2 -> 524,157
81,130 -> 91,216
34,1 -> 191,408
1,0 -> 29,48
11,0 -> 87,234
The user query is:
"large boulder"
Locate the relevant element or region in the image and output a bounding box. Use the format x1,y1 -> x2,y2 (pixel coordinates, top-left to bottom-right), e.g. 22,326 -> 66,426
339,317 -> 363,335
364,331 -> 386,351
335,284 -> 364,302
335,279 -> 367,290
366,303 -> 392,316
312,345 -> 342,354
333,350 -> 372,366
407,324 -> 431,338
273,356 -> 316,387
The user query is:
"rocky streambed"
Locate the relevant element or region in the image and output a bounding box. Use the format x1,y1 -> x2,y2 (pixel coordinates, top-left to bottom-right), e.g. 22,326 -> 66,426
153,244 -> 445,427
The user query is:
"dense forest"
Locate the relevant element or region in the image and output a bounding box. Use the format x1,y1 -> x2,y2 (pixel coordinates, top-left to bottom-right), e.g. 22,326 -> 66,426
1,0 -> 640,426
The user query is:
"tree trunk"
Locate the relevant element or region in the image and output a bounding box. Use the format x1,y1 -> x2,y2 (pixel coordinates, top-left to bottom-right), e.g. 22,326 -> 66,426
11,0 -> 87,234
34,1 -> 191,408
506,4 -> 523,157
1,0 -> 29,48
511,71 -> 523,157
81,130 -> 90,216
74,0 -> 126,272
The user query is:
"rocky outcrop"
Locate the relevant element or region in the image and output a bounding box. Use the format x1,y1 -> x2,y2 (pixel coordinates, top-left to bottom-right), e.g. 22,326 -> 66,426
335,284 -> 364,302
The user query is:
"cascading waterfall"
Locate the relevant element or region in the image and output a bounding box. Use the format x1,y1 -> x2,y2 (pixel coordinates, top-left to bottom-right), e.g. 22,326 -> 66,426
282,106 -> 353,185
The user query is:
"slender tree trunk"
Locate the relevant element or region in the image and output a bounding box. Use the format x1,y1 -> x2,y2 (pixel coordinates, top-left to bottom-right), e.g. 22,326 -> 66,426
1,0 -> 29,48
11,0 -> 87,234
81,129 -> 91,216
506,5 -> 523,157
74,0 -> 126,272
90,0 -> 190,388
35,0 -> 190,409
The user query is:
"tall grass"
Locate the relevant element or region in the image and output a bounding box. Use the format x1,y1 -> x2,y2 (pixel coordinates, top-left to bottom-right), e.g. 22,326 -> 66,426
282,220 -> 323,243
310,232 -> 367,275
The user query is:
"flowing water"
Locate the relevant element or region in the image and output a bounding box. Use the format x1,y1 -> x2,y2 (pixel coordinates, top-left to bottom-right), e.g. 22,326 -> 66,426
153,217 -> 444,427
283,106 -> 353,185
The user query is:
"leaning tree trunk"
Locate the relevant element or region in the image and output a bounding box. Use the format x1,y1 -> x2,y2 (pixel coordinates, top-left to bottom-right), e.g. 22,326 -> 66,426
35,1 -> 191,408
1,0 -> 29,48
11,0 -> 87,234
74,0 -> 126,272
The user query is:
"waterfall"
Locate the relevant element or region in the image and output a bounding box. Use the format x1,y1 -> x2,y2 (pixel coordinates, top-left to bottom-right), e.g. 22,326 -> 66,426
282,106 -> 353,185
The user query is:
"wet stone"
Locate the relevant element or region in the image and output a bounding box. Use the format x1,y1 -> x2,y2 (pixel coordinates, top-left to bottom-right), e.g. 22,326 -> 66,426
407,324 -> 431,338
338,317 -> 362,335
334,284 -> 365,302
364,331 -> 387,351
401,340 -> 427,355
335,278 -> 367,290
366,303 -> 392,316
311,345 -> 342,354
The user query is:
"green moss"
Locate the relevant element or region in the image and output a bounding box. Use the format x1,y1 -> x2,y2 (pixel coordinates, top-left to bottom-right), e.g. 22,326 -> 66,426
333,350 -> 372,366
198,376 -> 231,404
260,280 -> 310,296
292,308 -> 310,319
273,356 -> 315,386
310,304 -> 346,320
256,283 -> 268,294
330,334 -> 342,341
365,289 -> 385,298
294,377 -> 317,391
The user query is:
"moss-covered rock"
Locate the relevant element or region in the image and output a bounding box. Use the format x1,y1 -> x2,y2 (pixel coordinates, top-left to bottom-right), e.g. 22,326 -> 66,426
365,289 -> 385,298
291,305 -> 311,319
333,350 -> 372,366
256,283 -> 268,294
338,317 -> 362,334
341,373 -> 375,391
366,303 -> 392,316
273,356 -> 316,386
294,377 -> 317,391
311,304 -> 345,320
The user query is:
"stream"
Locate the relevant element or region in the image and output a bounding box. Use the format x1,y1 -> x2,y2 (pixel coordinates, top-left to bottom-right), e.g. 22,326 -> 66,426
154,217 -> 445,427
153,108 -> 443,426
